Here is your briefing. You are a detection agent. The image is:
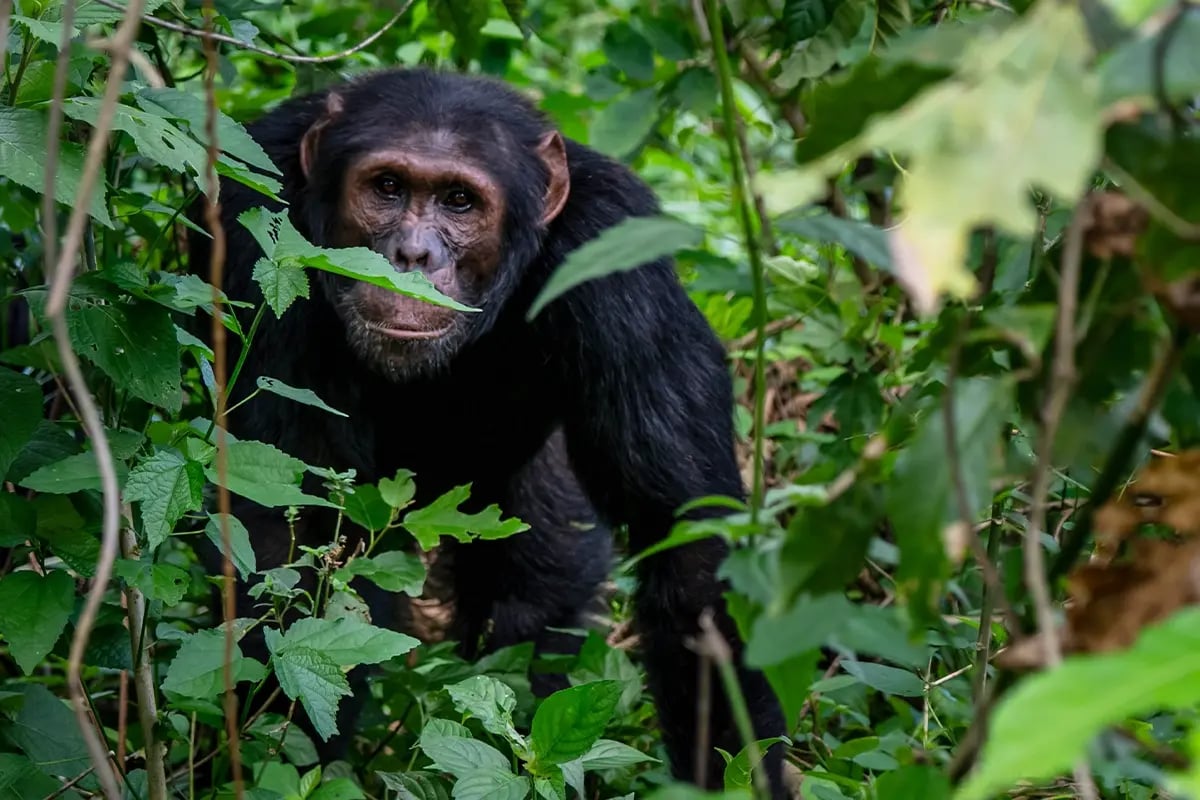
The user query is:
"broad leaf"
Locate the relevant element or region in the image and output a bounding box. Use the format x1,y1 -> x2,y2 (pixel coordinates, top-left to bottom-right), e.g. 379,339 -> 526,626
446,676 -> 523,745
124,449 -> 205,550
577,739 -> 657,771
256,376 -> 347,417
204,513 -> 258,580
588,89 -> 660,160
205,440 -> 336,509
419,722 -> 511,778
377,771 -> 452,800
278,617 -> 419,667
0,108 -> 112,226
0,368 -> 41,482
530,681 -> 622,766
266,631 -> 352,742
528,216 -> 702,318
161,628 -> 266,700
0,570 -> 74,675
114,560 -> 190,605
403,485 -> 529,550
959,608 -> 1200,800
335,550 -> 426,596
67,300 -> 182,412
18,451 -> 129,494
253,257 -> 310,317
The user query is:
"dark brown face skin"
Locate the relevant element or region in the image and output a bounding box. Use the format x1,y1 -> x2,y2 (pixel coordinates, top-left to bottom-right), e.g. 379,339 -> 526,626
299,104 -> 570,380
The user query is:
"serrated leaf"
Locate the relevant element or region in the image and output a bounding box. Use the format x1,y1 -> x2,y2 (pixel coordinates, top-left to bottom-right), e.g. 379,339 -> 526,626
205,440 -> 336,509
266,633 -> 352,741
528,216 -> 702,318
161,628 -> 266,700
335,550 -> 426,596
0,494 -> 34,548
18,451 -> 128,494
419,725 -> 510,778
238,208 -> 473,311
0,570 -> 74,674
0,368 -> 41,482
781,0 -> 832,45
114,560 -> 190,605
0,752 -> 65,799
530,681 -> 622,766
403,485 -> 529,550
56,0 -> 170,27
256,376 -> 346,418
0,108 -> 112,226
377,771 -> 452,800
7,684 -> 91,780
67,300 -> 182,411
446,676 -> 523,745
871,0 -> 912,50
452,770 -> 530,800
959,608 -> 1200,800
577,739 -> 657,771
124,449 -> 204,550
588,88 -> 660,160
135,87 -> 279,174
279,617 -> 419,667
252,257 -> 310,317
63,99 -> 208,178
204,513 -> 257,580
747,593 -> 854,667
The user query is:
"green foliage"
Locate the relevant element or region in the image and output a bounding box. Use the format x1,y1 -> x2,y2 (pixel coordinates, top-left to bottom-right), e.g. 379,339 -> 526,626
4,0 -> 1200,798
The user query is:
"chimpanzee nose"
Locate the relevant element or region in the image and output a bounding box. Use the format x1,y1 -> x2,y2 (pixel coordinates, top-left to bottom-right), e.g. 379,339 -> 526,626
396,242 -> 430,270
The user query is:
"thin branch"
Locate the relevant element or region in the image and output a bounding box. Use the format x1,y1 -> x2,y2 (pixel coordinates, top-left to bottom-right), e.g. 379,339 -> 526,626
92,0 -> 414,64
703,0 -> 770,521
44,2 -> 145,798
1023,200 -> 1101,799
120,517 -> 167,799
0,0 -> 12,67
198,3 -> 245,795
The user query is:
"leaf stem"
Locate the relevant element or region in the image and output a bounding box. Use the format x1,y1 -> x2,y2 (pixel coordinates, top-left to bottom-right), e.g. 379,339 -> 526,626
703,0 -> 769,521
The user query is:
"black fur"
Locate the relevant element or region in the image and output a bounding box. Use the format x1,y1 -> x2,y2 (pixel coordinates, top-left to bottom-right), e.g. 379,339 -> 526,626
190,68 -> 787,795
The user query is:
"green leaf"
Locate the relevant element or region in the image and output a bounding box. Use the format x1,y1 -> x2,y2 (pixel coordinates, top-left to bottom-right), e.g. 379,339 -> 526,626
747,593 -> 854,667
447,675 -> 524,745
781,0 -> 832,45
135,87 -> 280,175
603,22 -> 656,82
18,451 -> 128,494
63,99 -> 207,180
252,257 -> 310,317
588,88 -> 660,160
528,216 -> 702,319
875,765 -> 950,800
377,771 -> 451,800
0,753 -> 65,799
774,211 -> 894,272
266,632 -> 352,742
577,739 -> 657,771
67,300 -> 182,412
311,778 -> 366,800
871,0 -> 912,49
342,484 -> 395,532
255,376 -> 347,417
0,495 -> 34,548
959,608 -> 1200,800
161,628 -> 266,700
1099,9 -> 1200,108
6,684 -> 91,780
887,377 -> 1009,617
278,617 -> 419,667
238,208 -> 473,311
0,108 -> 112,227
530,681 -> 622,766
419,722 -> 511,778
335,550 -> 426,596
379,469 -> 417,508
56,0 -> 171,27
0,570 -> 74,674
841,661 -> 924,697
452,770 -> 530,800
114,560 -> 190,605
0,368 -> 40,483
403,485 -> 529,550
204,513 -> 258,580
124,449 -> 205,550
434,0 -> 490,57
205,440 -> 336,509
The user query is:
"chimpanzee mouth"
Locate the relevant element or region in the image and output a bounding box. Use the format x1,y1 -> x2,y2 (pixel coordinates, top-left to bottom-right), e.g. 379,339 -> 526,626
367,322 -> 453,341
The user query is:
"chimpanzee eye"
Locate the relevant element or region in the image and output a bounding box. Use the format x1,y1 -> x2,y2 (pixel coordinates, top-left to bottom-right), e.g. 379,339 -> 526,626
374,174 -> 402,197
443,188 -> 474,213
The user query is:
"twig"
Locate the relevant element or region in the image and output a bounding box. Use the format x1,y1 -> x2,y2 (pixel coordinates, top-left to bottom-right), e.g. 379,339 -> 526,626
198,3 -> 244,796
693,644 -> 713,787
43,2 -> 145,798
121,517 -> 167,799
694,610 -> 769,799
91,0 -> 414,64
973,506 -> 1003,699
703,0 -> 770,521
1023,201 -> 1101,798
0,0 -> 12,67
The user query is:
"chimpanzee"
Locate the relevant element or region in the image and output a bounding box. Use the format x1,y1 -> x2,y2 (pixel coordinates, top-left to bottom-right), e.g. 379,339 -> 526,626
190,67 -> 787,795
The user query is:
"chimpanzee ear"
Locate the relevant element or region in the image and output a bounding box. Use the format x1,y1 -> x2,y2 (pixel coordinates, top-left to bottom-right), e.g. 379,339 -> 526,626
299,92 -> 345,180
536,130 -> 570,225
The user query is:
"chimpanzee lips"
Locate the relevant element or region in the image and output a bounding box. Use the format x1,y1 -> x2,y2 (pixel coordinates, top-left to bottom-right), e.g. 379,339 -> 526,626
368,322 -> 452,340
